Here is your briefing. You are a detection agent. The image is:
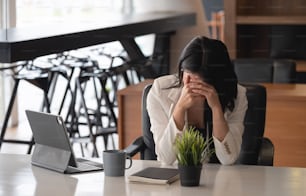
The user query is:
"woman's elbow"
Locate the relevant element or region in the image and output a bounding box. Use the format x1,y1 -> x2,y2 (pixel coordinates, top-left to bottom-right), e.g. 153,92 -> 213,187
219,154 -> 239,165
156,148 -> 176,165
217,146 -> 240,165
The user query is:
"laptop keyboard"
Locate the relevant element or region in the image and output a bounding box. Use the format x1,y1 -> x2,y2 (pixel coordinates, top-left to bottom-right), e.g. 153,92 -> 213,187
77,162 -> 101,171
76,158 -> 104,169
66,158 -> 103,174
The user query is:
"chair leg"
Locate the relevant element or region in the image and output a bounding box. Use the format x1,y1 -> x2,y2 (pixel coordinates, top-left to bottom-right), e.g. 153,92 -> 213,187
76,78 -> 99,157
99,78 -> 117,126
27,136 -> 35,154
79,143 -> 85,157
58,67 -> 75,115
46,72 -> 58,106
0,78 -> 36,152
91,137 -> 99,157
103,135 -> 109,150
71,141 -> 85,157
0,80 -> 20,149
43,92 -> 51,113
110,134 -> 116,149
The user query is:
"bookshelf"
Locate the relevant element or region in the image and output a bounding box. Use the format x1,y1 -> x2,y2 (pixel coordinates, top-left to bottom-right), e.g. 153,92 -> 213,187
224,0 -> 306,59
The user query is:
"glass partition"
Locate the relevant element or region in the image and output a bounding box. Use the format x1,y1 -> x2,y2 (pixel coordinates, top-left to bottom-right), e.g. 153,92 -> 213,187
0,0 -> 8,119
0,0 -> 16,42
0,0 -> 7,41
16,0 -> 116,27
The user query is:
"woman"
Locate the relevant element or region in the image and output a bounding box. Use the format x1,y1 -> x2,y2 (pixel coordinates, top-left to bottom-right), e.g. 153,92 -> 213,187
147,36 -> 248,165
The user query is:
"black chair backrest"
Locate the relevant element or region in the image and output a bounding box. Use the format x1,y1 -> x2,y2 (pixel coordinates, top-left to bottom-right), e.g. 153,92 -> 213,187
233,59 -> 273,83
273,59 -> 296,83
141,84 -> 157,160
233,58 -> 296,83
141,83 -> 268,165
236,83 -> 266,165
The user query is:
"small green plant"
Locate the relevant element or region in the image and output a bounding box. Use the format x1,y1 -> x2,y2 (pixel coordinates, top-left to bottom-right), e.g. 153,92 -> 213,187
174,126 -> 214,166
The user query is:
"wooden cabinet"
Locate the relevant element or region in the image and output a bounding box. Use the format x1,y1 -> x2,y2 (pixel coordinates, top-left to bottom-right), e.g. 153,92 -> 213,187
224,0 -> 306,59
223,1 -> 306,166
262,83 -> 306,167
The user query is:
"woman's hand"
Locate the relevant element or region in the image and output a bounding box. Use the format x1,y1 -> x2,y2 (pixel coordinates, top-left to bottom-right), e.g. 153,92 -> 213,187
173,75 -> 205,130
189,76 -> 221,110
176,75 -> 204,111
189,76 -> 229,141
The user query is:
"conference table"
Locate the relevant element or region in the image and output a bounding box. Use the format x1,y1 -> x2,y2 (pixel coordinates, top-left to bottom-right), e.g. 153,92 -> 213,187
0,153 -> 305,196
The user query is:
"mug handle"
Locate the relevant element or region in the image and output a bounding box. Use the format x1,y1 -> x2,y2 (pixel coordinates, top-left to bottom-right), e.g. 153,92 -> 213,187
125,156 -> 132,169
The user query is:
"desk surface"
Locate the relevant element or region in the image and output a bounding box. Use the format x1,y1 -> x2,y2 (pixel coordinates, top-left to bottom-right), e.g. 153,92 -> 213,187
262,83 -> 306,100
1,153 -> 305,196
0,11 -> 195,63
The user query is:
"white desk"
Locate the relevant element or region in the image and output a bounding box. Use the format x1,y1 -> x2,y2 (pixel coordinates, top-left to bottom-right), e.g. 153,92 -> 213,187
0,153 -> 305,196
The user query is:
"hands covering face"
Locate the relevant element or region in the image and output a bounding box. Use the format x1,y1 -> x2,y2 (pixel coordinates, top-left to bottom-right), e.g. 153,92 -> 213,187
177,72 -> 221,111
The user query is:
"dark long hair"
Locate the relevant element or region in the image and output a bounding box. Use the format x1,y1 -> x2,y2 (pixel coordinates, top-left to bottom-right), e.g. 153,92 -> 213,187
175,36 -> 238,112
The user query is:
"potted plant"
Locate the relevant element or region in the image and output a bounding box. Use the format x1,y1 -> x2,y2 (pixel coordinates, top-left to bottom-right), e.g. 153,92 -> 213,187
174,126 -> 214,186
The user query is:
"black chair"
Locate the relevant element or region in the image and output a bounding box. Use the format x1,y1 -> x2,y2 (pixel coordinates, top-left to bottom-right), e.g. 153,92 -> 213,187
68,71 -> 117,157
67,59 -> 144,157
236,83 -> 274,165
0,61 -> 69,154
233,58 -> 296,83
125,83 -> 274,166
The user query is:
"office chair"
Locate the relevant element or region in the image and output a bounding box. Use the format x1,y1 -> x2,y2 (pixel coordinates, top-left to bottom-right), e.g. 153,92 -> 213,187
125,83 -> 274,166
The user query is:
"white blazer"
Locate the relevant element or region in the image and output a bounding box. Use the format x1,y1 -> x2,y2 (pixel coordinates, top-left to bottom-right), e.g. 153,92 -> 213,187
147,75 -> 248,165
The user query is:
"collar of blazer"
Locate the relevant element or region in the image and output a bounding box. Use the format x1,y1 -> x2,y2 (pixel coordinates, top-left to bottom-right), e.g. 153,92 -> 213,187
167,86 -> 182,104
167,86 -> 182,117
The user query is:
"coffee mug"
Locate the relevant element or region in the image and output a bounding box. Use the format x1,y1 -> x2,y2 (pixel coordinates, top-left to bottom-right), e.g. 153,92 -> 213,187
103,150 -> 132,176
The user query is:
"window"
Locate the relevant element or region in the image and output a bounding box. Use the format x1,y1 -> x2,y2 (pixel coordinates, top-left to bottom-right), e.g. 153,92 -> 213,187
16,0 -> 115,27
0,0 -> 154,123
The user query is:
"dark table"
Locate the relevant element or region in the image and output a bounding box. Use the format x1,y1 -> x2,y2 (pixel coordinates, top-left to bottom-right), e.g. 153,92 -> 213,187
0,11 -> 196,75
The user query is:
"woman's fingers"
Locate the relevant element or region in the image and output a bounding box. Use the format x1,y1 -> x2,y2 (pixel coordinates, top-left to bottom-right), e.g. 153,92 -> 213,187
188,79 -> 221,108
178,84 -> 205,109
189,82 -> 213,96
184,76 -> 221,109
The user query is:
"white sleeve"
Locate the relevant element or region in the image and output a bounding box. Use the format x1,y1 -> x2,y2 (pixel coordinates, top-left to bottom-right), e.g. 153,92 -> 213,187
146,80 -> 182,165
214,86 -> 248,165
